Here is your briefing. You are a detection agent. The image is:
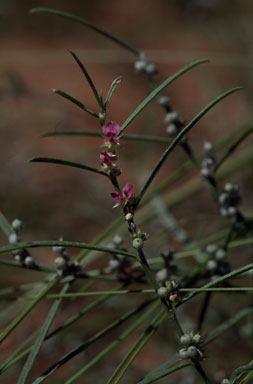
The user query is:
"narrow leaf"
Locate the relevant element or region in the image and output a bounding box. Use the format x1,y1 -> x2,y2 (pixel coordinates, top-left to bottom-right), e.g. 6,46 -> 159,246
136,87 -> 243,206
0,277 -> 59,345
104,76 -> 123,109
32,300 -> 158,384
214,124 -> 253,173
230,364 -> 253,383
0,240 -> 136,259
137,358 -> 191,384
120,59 -> 209,134
18,284 -> 69,384
0,211 -> 15,237
53,89 -> 98,117
69,50 -> 102,107
40,130 -> 172,144
106,310 -> 166,384
29,157 -> 108,177
30,8 -> 139,55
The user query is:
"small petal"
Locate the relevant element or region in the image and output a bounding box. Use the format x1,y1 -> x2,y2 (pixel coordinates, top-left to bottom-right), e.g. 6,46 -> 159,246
100,151 -> 117,166
111,191 -> 124,203
102,122 -> 121,137
123,183 -> 133,199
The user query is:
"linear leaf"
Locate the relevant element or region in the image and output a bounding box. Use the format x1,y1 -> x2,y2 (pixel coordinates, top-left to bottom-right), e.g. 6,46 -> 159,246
214,124 -> 253,173
53,89 -> 98,117
120,59 -> 209,134
32,300 -> 158,384
30,8 -> 139,55
106,310 -> 166,384
137,358 -> 191,384
17,283 -> 69,384
136,87 -> 243,206
29,157 -> 107,176
0,240 -> 136,259
230,364 -> 253,383
104,76 -> 123,109
0,211 -> 15,237
40,130 -> 173,144
203,307 -> 252,346
69,50 -> 102,107
0,277 -> 59,345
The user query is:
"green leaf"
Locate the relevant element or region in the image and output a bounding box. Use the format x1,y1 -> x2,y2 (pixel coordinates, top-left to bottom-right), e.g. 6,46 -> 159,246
104,76 -> 123,109
230,364 -> 253,383
29,157 -> 108,177
120,59 -> 209,134
214,124 -> 253,173
30,8 -> 139,55
106,310 -> 166,384
17,283 -> 69,384
69,50 -> 102,108
52,89 -> 98,117
0,240 -> 136,259
137,358 -> 191,384
136,87 -> 243,206
40,130 -> 172,144
0,277 -> 59,345
32,300 -> 158,384
203,307 -> 252,346
0,211 -> 15,237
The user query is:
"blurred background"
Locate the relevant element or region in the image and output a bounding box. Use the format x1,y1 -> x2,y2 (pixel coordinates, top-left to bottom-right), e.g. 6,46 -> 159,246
0,1 -> 252,383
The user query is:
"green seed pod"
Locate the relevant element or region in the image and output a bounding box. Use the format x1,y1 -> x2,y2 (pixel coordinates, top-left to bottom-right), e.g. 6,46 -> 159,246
132,238 -> 143,250
180,334 -> 191,346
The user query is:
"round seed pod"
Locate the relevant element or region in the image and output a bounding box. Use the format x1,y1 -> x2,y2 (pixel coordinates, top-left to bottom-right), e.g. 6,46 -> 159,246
164,112 -> 179,124
132,238 -> 144,250
224,183 -> 233,193
113,234 -> 123,246
206,244 -> 218,254
145,63 -> 157,75
215,248 -> 226,261
24,256 -> 35,268
206,260 -> 217,271
157,95 -> 169,106
219,193 -> 228,205
203,140 -> 213,153
134,60 -> 147,72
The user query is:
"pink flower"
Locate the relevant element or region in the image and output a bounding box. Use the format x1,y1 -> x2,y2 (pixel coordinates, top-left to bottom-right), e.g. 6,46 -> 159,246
111,183 -> 134,203
102,121 -> 121,144
100,151 -> 117,166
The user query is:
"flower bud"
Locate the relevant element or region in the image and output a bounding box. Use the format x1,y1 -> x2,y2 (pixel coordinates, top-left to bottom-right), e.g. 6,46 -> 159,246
55,257 -> 67,270
224,183 -> 233,193
164,112 -> 178,124
157,95 -> 169,106
134,60 -> 147,72
206,244 -> 217,254
215,248 -> 226,261
125,213 -> 133,221
206,260 -> 217,271
227,206 -> 236,216
157,286 -> 168,298
192,333 -> 201,344
108,259 -> 120,271
179,348 -> 188,359
145,63 -> 157,75
132,238 -> 143,250
203,140 -> 213,153
11,219 -> 23,231
200,167 -> 210,177
24,256 -> 35,268
156,268 -> 168,282
219,193 -> 228,205
221,379 -> 230,384
180,334 -> 191,346
166,124 -> 178,135
9,233 -> 19,244
220,207 -> 228,217
113,234 -> 123,246
186,345 -> 198,358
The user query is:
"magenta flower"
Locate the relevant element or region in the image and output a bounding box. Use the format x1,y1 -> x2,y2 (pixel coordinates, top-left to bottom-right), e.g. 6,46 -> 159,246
102,121 -> 121,144
111,183 -> 134,203
100,150 -> 117,166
